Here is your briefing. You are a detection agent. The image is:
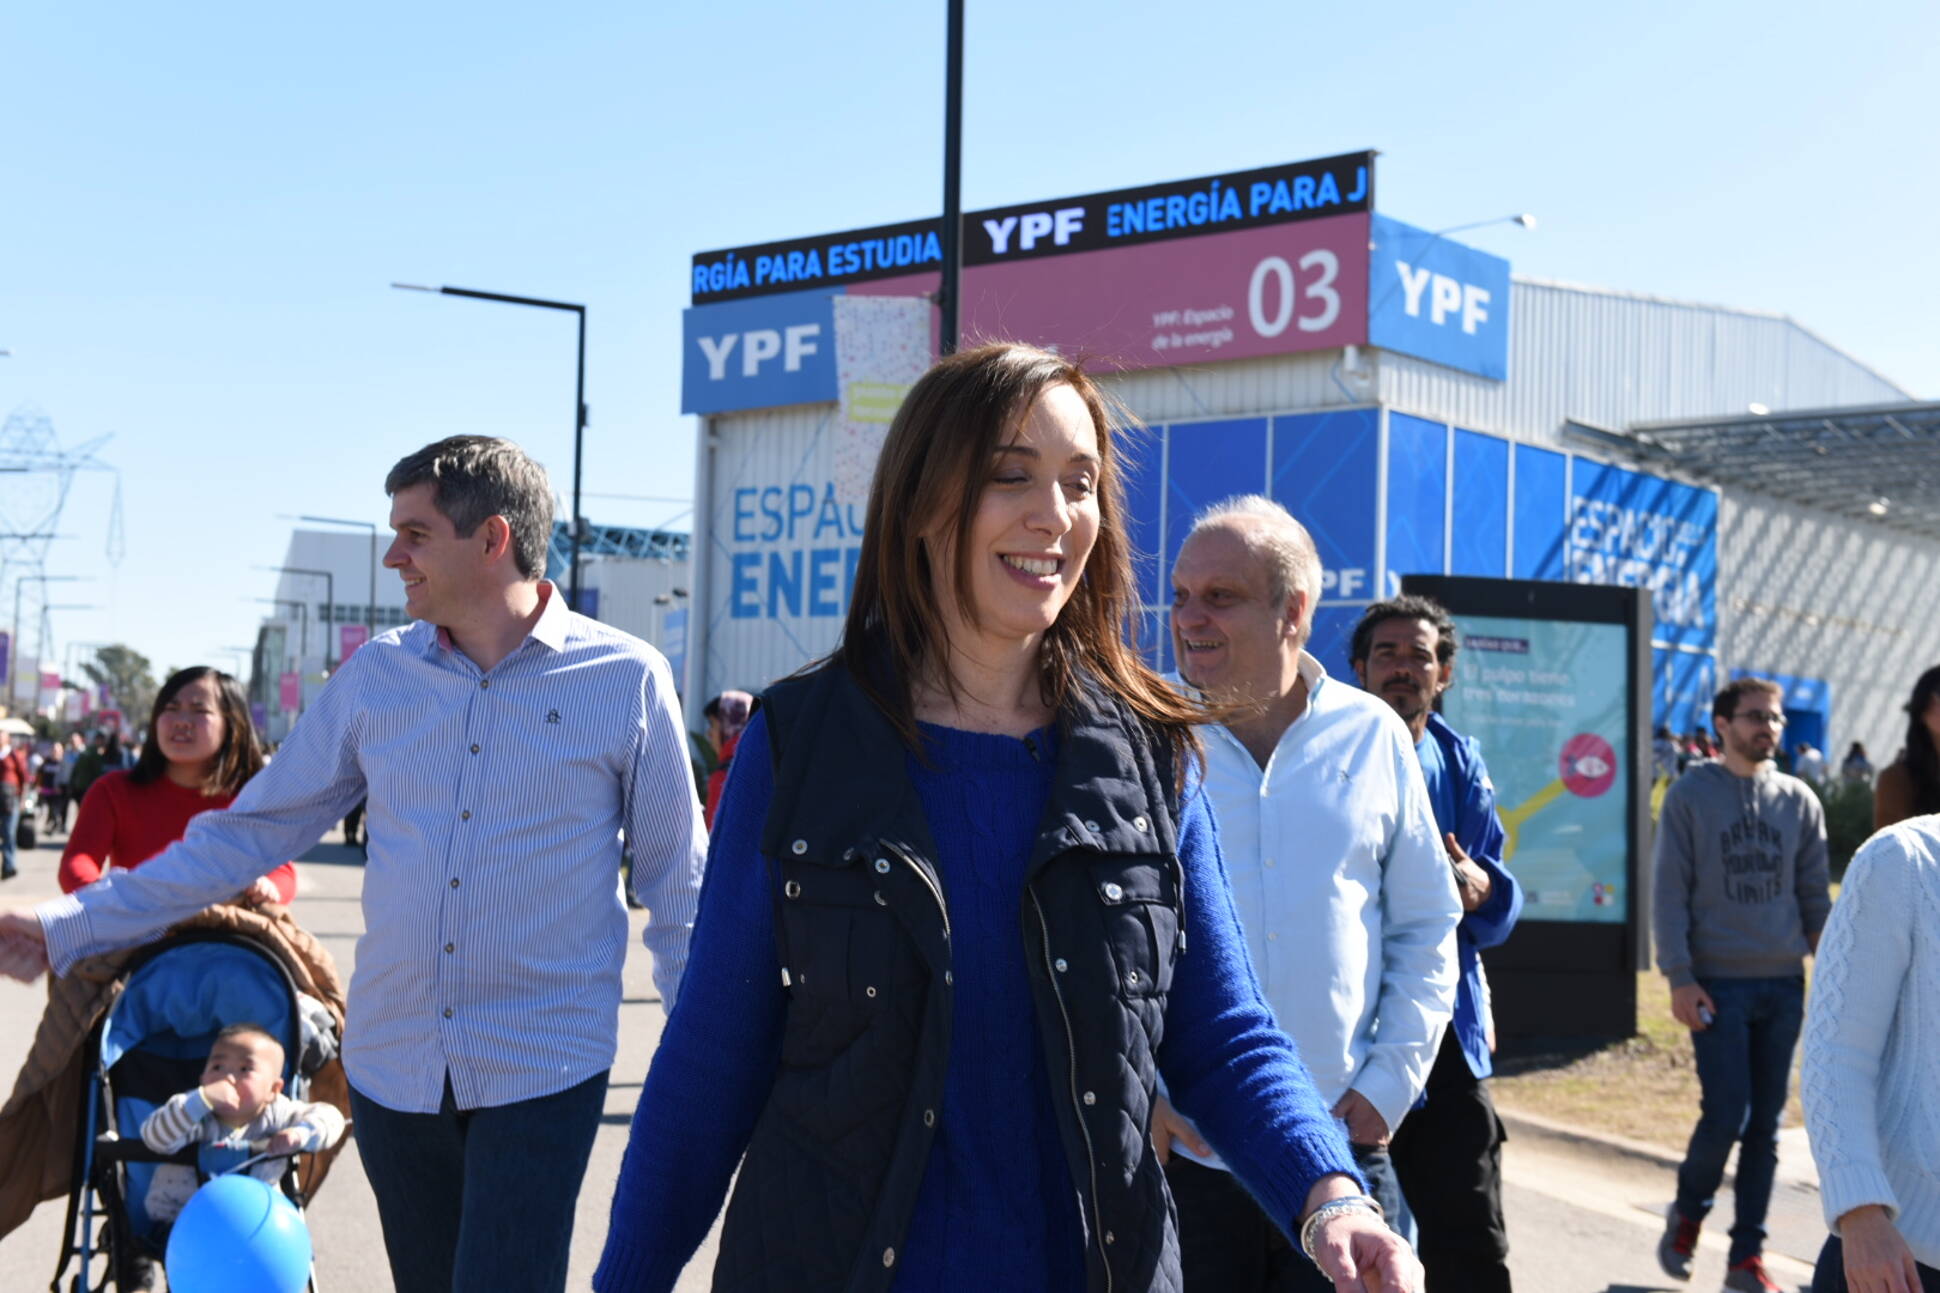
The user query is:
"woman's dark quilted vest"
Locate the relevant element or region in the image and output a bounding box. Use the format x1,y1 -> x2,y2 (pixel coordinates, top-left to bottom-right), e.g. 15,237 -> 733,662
710,662 -> 1187,1293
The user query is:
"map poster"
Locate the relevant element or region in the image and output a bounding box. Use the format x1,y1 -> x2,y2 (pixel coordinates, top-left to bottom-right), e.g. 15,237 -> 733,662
1443,614 -> 1630,924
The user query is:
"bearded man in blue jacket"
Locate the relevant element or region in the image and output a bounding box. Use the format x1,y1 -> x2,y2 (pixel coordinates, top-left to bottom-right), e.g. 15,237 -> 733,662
1352,595 -> 1525,1293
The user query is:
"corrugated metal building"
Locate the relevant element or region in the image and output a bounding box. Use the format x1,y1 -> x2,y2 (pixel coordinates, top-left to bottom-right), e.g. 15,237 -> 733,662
687,275 -> 1934,764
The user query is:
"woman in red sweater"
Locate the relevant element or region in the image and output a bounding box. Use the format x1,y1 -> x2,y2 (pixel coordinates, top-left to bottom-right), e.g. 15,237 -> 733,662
60,666 -> 297,903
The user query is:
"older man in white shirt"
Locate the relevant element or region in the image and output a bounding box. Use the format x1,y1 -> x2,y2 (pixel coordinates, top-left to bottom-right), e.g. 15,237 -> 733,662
1155,494 -> 1461,1293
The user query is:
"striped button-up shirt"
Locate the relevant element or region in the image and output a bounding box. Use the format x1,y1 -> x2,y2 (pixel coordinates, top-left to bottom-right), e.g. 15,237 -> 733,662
38,583 -> 706,1113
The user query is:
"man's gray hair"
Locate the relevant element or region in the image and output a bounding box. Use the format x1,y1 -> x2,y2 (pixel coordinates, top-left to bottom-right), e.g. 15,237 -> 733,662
385,436 -> 554,580
1187,494 -> 1323,633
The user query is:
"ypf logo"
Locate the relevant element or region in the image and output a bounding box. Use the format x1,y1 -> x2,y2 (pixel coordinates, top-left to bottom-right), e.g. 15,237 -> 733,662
695,324 -> 822,381
1392,261 -> 1492,335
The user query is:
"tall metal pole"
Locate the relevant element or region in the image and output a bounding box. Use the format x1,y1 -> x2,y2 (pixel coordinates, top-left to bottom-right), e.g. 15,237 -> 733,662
938,0 -> 966,356
270,567 -> 335,670
572,308 -> 587,611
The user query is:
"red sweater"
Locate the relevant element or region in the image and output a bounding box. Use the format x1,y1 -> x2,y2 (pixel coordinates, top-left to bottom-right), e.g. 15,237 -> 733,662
59,770 -> 299,902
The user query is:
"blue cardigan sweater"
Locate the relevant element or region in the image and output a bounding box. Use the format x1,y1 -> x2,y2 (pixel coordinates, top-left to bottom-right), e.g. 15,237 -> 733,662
595,713 -> 1357,1292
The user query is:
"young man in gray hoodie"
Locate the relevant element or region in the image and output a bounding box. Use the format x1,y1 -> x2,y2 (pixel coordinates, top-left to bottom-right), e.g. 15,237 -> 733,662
1653,676 -> 1832,1292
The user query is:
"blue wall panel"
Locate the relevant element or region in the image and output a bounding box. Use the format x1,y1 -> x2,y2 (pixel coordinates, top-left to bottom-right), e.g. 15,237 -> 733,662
1385,412 -> 1448,592
1309,604 -> 1362,685
1512,444 -> 1568,580
1451,429 -> 1509,577
1271,409 -> 1380,603
1162,418 -> 1269,583
1120,424 -> 1165,606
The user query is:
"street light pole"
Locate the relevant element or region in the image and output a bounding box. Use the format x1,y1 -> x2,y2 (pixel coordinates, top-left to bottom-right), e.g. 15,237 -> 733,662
938,0 -> 965,356
297,515 -> 379,642
251,599 -> 310,682
267,566 -> 335,670
391,282 -> 589,610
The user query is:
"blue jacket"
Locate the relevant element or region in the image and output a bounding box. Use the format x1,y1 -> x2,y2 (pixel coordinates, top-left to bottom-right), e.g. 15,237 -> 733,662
1419,712 -> 1523,1081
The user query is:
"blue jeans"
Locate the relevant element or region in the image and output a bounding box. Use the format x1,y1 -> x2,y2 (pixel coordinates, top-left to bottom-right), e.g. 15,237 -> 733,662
1675,975 -> 1804,1265
1,790 -> 19,876
349,1070 -> 609,1293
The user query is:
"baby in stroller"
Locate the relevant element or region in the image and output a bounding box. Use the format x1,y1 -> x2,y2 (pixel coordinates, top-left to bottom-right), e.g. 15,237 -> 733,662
139,1022 -> 345,1226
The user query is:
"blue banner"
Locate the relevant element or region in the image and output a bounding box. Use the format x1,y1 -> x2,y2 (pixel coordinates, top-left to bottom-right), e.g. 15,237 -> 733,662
1367,214 -> 1512,381
1569,462 -> 1718,652
682,289 -> 840,415
1512,444 -> 1568,580
1451,430 -> 1509,577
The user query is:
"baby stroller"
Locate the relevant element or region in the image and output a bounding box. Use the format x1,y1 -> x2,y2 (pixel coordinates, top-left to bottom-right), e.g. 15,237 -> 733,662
50,929 -> 341,1293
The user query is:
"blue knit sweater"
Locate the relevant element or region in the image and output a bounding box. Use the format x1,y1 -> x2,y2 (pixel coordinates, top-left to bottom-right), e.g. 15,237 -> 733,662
594,713 -> 1357,1292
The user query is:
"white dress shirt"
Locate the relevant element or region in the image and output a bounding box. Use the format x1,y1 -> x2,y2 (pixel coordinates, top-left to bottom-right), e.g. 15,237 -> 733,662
38,583 -> 706,1113
1185,652 -> 1459,1150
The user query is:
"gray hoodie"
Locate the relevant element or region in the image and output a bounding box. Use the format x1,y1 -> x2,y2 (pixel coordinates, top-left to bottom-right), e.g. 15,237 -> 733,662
1653,761 -> 1832,987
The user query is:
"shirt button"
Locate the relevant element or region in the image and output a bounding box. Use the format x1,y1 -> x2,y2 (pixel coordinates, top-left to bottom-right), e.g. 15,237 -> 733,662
444,943 -> 455,954
450,878 -> 460,889
479,679 -> 490,690
470,744 -> 480,755
1263,857 -> 1275,868
460,810 -> 471,821
442,1007 -> 454,1018
1267,931 -> 1279,941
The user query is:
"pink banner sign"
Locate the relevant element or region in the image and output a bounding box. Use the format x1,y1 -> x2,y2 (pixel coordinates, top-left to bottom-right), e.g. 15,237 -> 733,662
279,672 -> 302,711
854,211 -> 1370,372
340,623 -> 370,663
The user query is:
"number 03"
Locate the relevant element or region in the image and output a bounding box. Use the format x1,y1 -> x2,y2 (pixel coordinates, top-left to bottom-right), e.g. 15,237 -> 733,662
1247,249 -> 1341,338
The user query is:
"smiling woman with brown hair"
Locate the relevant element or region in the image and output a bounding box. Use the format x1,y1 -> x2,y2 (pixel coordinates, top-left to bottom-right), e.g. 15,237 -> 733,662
596,342 -> 1417,1293
59,666 -> 296,906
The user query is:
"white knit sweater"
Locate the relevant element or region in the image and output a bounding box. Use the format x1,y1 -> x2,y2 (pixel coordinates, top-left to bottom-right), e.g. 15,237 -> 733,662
1801,815 -> 1940,1269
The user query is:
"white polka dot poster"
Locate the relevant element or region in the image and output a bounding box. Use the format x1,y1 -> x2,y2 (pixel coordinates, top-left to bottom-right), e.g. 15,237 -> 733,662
832,295 -> 932,503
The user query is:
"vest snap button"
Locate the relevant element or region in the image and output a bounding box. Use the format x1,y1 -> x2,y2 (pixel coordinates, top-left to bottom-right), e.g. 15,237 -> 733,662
873,890 -> 887,906
784,881 -> 801,899
1054,958 -> 1068,973
1082,1091 -> 1096,1106
865,985 -> 877,998
882,1248 -> 895,1268
1133,815 -> 1148,832
923,1109 -> 935,1127
944,971 -> 954,986
1102,882 -> 1124,901
1105,1231 -> 1116,1245
874,858 -> 891,874
1127,970 -> 1140,985
791,839 -> 808,855
1084,819 -> 1101,833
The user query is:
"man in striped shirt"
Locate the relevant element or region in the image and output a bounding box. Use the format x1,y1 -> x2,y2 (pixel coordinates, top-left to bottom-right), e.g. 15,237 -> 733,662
0,436 -> 707,1293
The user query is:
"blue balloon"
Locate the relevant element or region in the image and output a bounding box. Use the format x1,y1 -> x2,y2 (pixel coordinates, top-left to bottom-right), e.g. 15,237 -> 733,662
165,1173 -> 312,1293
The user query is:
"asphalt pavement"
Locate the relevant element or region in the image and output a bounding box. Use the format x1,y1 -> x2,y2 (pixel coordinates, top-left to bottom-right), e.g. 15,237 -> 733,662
1,826 -> 1832,1292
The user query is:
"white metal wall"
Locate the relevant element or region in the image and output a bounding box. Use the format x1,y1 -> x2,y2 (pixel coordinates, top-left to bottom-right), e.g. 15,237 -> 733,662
1718,489 -> 1940,764
579,554 -> 691,654
1374,278 -> 1909,445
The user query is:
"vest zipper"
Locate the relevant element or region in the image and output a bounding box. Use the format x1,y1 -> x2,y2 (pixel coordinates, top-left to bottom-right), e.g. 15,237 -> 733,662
882,841 -> 951,943
1029,885 -> 1112,1293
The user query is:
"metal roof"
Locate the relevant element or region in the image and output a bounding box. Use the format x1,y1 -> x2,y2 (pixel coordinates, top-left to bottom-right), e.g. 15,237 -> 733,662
546,521 -> 690,582
1569,400 -> 1940,539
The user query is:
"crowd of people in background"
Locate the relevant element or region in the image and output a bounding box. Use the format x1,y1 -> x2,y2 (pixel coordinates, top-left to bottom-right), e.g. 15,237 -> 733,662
0,345 -> 1935,1293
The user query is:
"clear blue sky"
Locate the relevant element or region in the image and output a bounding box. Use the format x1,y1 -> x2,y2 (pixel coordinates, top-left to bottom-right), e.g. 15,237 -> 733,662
4,0 -> 1935,686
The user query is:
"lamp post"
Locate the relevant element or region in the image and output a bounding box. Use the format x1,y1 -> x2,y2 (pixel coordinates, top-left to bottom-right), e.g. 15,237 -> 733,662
296,515 -> 379,641
391,282 -> 588,609
937,0 -> 965,355
265,566 -> 335,670
251,598 -> 310,681
11,575 -> 87,708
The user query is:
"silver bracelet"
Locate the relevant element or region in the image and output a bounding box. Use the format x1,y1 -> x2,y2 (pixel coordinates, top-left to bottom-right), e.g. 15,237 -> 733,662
1299,1193 -> 1385,1263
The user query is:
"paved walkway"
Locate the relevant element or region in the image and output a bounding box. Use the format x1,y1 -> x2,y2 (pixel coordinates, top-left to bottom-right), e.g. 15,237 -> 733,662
1,828 -> 1835,1291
